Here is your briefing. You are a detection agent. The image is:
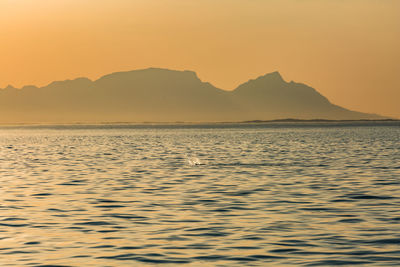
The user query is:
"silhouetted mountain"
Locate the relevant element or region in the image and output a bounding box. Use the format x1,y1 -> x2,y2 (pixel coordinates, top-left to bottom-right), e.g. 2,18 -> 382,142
232,72 -> 381,120
0,68 -> 386,123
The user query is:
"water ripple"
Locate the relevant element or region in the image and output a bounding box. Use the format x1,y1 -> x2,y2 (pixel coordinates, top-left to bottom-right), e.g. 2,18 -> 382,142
0,124 -> 399,266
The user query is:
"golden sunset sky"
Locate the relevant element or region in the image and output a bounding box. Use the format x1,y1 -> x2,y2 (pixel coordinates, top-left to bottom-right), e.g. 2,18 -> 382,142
1,0 -> 399,118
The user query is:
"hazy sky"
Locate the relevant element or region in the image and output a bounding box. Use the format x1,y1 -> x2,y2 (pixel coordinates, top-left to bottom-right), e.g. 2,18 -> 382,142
1,0 -> 399,117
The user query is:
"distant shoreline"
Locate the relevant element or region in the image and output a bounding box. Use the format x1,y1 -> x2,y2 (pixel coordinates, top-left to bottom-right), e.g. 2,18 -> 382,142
0,119 -> 399,127
239,118 -> 400,123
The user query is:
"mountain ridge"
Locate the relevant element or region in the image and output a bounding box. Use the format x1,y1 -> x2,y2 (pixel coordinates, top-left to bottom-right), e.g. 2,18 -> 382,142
0,68 -> 387,123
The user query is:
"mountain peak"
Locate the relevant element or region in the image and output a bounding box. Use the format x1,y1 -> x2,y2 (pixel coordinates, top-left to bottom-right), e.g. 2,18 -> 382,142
258,71 -> 285,83
96,68 -> 201,84
2,85 -> 16,90
145,68 -> 200,80
46,77 -> 92,88
234,71 -> 286,93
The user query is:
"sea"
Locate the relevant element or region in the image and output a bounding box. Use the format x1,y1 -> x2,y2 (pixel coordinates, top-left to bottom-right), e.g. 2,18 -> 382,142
0,122 -> 399,266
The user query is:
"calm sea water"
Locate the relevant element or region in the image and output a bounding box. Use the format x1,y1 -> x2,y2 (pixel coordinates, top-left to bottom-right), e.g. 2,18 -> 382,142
0,123 -> 399,266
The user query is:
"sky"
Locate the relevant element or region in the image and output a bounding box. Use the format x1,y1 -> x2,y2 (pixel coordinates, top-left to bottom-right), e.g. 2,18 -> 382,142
1,0 -> 399,118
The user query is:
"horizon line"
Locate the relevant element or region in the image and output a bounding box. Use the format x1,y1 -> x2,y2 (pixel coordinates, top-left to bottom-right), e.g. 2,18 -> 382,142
0,118 -> 398,127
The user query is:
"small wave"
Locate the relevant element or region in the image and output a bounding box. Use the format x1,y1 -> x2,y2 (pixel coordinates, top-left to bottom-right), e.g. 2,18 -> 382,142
0,223 -> 30,227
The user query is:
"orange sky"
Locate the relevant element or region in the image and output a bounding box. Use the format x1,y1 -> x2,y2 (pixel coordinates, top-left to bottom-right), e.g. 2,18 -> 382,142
1,0 -> 399,118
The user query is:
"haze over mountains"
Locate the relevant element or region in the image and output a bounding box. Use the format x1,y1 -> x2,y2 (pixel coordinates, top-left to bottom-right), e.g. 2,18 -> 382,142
0,68 -> 386,123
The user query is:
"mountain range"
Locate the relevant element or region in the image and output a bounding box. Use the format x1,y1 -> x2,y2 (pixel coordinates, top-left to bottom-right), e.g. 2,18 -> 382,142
0,68 -> 386,123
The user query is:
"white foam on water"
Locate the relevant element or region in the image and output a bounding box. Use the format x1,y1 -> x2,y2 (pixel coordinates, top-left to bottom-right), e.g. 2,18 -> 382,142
187,156 -> 202,166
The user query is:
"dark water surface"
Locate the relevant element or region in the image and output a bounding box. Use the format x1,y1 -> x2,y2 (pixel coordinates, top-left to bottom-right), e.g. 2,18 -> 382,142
0,123 -> 399,266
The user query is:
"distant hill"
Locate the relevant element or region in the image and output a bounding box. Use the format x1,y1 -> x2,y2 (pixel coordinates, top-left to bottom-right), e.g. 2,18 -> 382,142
0,68 -> 386,123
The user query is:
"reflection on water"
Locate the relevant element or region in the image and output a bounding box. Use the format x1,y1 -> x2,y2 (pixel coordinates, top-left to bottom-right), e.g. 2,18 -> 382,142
0,124 -> 399,266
